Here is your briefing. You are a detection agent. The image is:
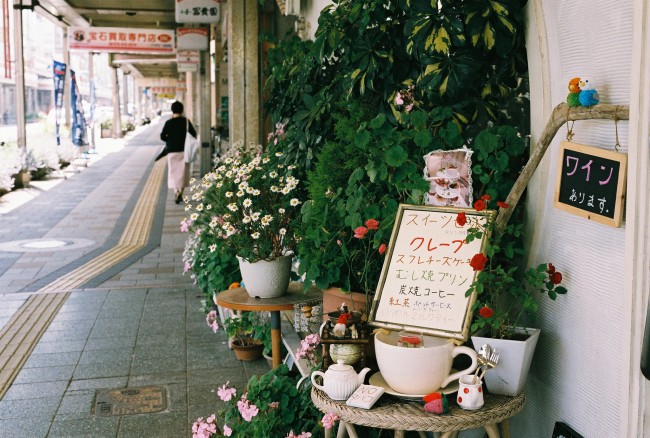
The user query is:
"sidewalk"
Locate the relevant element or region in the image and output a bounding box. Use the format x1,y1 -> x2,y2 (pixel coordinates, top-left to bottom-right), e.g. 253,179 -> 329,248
0,118 -> 269,437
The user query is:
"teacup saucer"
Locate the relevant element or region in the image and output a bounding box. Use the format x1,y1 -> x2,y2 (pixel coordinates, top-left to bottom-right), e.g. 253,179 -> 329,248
368,372 -> 459,402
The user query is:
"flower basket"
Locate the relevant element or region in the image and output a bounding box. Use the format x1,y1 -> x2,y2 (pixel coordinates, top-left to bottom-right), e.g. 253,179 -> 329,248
471,326 -> 540,396
237,255 -> 292,298
232,339 -> 264,361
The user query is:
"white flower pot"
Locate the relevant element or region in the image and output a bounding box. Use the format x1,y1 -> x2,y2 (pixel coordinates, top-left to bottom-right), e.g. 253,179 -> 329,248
471,327 -> 540,396
237,255 -> 292,299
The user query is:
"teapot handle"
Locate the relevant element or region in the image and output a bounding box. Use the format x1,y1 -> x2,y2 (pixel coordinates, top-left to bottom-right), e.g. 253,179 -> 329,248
311,370 -> 326,392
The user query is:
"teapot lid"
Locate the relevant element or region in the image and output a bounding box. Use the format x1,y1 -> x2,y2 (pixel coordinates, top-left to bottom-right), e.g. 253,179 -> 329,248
329,359 -> 353,371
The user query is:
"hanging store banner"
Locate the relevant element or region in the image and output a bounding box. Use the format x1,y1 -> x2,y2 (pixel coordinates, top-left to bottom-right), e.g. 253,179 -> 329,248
70,69 -> 87,147
176,0 -> 221,23
69,27 -> 175,54
177,27 -> 209,50
135,78 -> 177,88
53,60 -> 66,146
177,50 -> 200,72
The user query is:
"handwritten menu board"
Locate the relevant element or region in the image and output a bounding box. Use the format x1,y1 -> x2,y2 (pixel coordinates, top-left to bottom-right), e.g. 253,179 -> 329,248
554,141 -> 627,228
368,204 -> 491,341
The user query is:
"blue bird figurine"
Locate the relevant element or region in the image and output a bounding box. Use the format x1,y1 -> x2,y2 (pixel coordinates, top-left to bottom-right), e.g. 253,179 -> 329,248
578,79 -> 599,107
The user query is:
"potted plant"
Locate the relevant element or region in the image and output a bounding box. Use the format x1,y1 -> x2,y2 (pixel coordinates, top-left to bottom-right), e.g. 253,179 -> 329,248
223,312 -> 264,361
192,365 -> 327,437
456,195 -> 568,395
185,148 -> 303,299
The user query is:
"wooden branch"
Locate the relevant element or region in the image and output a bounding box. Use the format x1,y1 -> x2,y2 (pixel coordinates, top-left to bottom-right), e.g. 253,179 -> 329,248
494,103 -> 629,234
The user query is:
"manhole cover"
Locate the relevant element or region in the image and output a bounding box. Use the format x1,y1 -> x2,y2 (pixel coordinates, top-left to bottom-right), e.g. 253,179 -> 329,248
94,386 -> 167,416
0,237 -> 94,253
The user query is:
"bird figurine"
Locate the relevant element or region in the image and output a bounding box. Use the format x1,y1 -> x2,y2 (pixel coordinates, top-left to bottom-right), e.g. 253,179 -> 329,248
566,77 -> 582,107
332,313 -> 350,337
578,79 -> 600,107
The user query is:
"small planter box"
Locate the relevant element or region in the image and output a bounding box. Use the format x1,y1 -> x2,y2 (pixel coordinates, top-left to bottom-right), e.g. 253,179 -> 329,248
12,170 -> 31,188
100,128 -> 112,138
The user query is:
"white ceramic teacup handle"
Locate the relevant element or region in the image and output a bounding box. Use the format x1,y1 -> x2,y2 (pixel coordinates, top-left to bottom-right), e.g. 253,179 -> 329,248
311,371 -> 326,392
440,346 -> 478,389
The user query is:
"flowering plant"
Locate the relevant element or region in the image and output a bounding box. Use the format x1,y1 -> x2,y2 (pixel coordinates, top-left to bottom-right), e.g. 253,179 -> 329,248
461,195 -> 568,340
184,150 -> 302,264
192,365 -> 327,437
295,333 -> 321,369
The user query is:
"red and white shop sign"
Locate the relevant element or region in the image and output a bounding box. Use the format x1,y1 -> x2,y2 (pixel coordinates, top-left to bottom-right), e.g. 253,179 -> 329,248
176,0 -> 221,24
69,27 -> 175,54
177,27 -> 209,50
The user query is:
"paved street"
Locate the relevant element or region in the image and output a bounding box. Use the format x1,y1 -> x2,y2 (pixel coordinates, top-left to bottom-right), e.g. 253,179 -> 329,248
0,117 -> 268,437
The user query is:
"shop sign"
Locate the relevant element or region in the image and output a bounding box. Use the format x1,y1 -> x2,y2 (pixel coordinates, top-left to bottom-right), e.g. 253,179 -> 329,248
368,204 -> 491,341
177,27 -> 209,50
177,50 -> 200,72
554,141 -> 627,228
150,87 -> 177,95
69,27 -> 175,54
136,78 -> 176,88
176,0 -> 220,23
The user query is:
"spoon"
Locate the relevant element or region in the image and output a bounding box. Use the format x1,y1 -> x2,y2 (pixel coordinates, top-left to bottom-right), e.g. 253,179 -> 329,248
473,344 -> 491,383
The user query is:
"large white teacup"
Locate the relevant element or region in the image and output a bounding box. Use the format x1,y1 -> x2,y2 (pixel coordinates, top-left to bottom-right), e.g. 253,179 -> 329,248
374,331 -> 478,395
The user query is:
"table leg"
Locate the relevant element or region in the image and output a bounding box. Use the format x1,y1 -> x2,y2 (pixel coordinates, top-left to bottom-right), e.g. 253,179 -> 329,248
336,420 -> 349,438
394,430 -> 405,437
484,423 -> 500,438
270,311 -> 282,368
500,419 -> 510,438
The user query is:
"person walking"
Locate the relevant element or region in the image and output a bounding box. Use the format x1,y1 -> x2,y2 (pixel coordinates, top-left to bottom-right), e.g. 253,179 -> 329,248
160,101 -> 197,204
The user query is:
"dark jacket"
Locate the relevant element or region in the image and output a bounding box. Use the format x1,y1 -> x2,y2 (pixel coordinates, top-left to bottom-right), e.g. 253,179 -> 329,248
160,116 -> 197,153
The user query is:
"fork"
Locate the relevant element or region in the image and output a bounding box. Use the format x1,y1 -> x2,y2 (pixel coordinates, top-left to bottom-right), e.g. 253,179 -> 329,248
478,349 -> 499,380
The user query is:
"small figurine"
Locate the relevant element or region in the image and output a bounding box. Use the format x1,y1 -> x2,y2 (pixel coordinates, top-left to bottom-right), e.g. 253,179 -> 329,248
578,79 -> 600,107
423,392 -> 449,414
350,324 -> 358,339
566,77 -> 582,107
333,313 -> 349,337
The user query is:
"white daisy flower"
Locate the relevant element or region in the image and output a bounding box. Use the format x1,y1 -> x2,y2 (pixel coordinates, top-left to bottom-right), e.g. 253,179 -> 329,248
236,190 -> 245,197
262,157 -> 270,164
227,203 -> 238,212
251,212 -> 261,221
279,228 -> 287,235
251,232 -> 260,239
185,205 -> 192,211
290,198 -> 301,206
225,191 -> 233,198
216,181 -> 223,188
206,204 -> 212,210
275,152 -> 284,157
196,204 -> 204,211
243,199 -> 252,208
242,216 -> 252,224
278,208 -> 285,214
252,189 -> 260,196
190,213 -> 199,220
269,171 -> 278,178
209,244 -> 216,252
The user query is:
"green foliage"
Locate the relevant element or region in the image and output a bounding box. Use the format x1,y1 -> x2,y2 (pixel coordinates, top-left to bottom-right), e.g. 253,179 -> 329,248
217,365 -> 323,437
191,237 -> 240,305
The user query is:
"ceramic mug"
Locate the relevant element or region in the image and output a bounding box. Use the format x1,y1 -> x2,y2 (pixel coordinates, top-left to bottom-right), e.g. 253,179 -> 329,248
374,331 -> 478,394
456,375 -> 484,410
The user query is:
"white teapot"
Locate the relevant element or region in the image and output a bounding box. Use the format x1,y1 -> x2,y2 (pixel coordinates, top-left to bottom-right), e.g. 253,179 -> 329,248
311,360 -> 371,400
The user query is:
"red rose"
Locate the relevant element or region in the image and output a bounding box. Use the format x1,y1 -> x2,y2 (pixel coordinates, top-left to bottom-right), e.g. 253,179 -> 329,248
481,194 -> 492,201
378,243 -> 387,255
353,226 -> 368,239
365,219 -> 380,230
469,253 -> 488,271
547,263 -> 556,274
474,199 -> 486,212
497,201 -> 510,209
479,305 -> 494,319
550,271 -> 563,285
456,212 -> 467,226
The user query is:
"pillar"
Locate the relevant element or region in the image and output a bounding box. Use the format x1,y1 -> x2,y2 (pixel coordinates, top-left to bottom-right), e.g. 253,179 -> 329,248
12,0 -> 25,156
228,0 -> 260,146
111,65 -> 121,138
63,27 -> 70,129
200,50 -> 211,176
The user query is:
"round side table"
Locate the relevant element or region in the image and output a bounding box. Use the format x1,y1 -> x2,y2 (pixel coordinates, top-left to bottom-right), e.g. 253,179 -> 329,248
311,387 -> 525,438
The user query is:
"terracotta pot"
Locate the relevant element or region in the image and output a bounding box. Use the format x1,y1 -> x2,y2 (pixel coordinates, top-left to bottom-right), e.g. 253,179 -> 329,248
232,339 -> 264,361
322,287 -> 368,316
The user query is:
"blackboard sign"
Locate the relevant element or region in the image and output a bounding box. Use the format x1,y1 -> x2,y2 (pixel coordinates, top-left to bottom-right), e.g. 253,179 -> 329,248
368,204 -> 491,341
554,141 -> 627,227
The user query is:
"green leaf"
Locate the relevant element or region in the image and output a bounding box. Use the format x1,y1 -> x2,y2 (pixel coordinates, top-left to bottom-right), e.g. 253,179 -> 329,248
555,286 -> 568,294
414,130 -> 433,148
385,146 -> 408,167
354,130 -> 371,149
369,113 -> 387,129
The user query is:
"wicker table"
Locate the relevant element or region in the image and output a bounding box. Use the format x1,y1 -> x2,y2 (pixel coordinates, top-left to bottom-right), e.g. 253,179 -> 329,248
311,386 -> 525,438
216,282 -> 322,368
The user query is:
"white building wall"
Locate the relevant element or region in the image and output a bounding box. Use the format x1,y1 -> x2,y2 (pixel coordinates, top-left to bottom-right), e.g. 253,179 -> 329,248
520,0 -> 635,437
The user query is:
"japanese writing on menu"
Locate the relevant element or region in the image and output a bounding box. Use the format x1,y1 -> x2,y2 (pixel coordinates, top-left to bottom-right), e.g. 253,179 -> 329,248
558,147 -> 621,220
373,207 -> 487,337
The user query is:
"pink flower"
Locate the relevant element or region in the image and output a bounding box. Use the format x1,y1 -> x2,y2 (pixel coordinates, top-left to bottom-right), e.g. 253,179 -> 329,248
237,398 -> 259,422
364,218 -> 379,230
183,262 -> 192,273
217,382 -> 236,402
268,401 -> 279,409
378,243 -> 387,255
405,103 -> 414,112
223,424 -> 232,437
180,218 -> 192,233
322,412 -> 339,430
206,311 -> 219,333
353,226 -> 368,239
395,92 -> 404,105
192,415 -> 218,438
286,432 -> 312,438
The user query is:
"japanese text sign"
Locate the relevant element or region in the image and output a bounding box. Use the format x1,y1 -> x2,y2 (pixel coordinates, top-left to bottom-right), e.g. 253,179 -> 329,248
554,141 -> 627,227
69,27 -> 175,54
177,28 -> 209,50
176,0 -> 221,23
368,204 -> 491,341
